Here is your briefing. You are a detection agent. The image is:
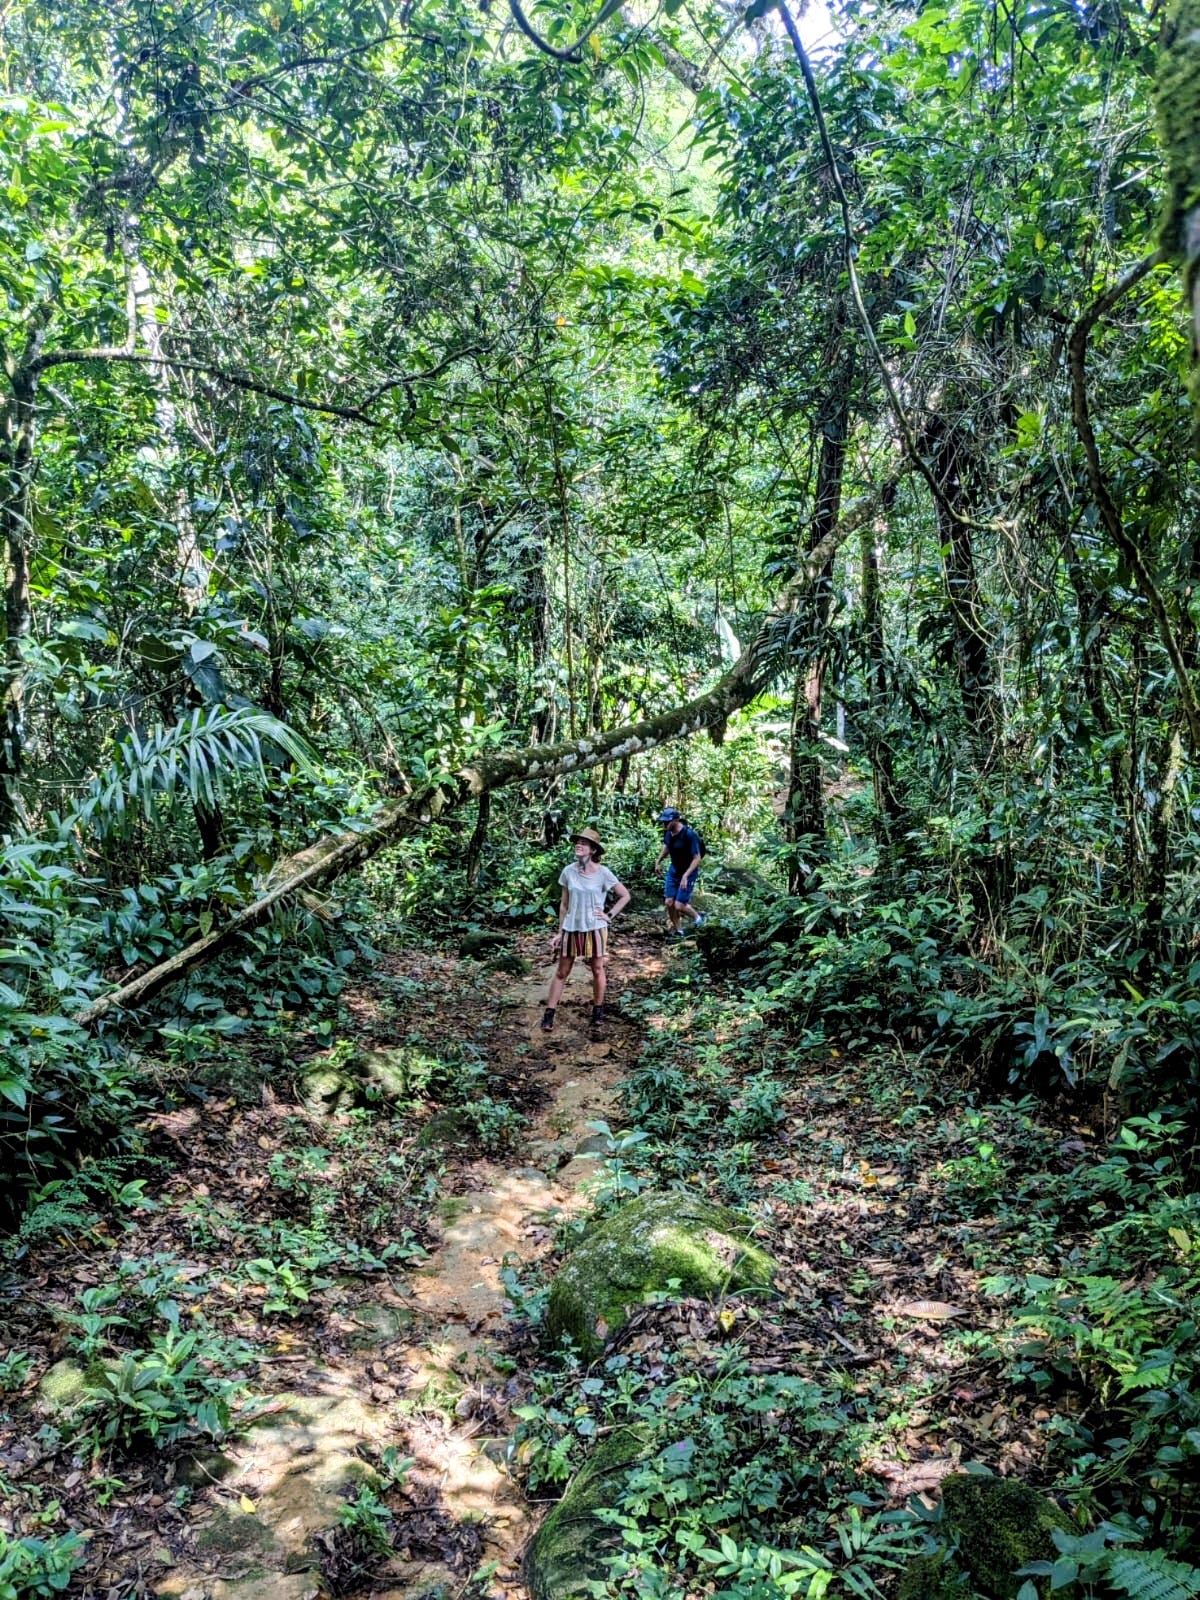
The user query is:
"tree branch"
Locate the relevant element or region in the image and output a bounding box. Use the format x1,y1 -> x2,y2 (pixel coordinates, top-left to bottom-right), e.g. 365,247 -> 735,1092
27,345 -> 487,426
507,0 -> 585,61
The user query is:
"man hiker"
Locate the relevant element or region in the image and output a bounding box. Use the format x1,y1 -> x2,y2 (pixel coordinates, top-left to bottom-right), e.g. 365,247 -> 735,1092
542,828 -> 631,1032
654,807 -> 705,938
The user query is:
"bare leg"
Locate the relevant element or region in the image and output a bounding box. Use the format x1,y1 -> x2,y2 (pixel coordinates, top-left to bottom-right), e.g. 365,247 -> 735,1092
664,897 -> 681,932
588,956 -> 607,1007
546,953 -> 575,1010
679,900 -> 701,923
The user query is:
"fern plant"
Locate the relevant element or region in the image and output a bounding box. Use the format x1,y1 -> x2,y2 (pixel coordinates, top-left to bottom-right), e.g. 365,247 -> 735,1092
1018,1526 -> 1200,1600
70,705 -> 319,837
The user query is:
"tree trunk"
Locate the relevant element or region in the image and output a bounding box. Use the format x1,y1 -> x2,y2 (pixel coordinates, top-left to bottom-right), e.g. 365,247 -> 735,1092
929,419 -> 1000,763
1155,0 -> 1200,457
465,791 -> 491,886
1144,719 -> 1183,955
860,515 -> 904,850
782,387 -> 849,889
0,363 -> 41,837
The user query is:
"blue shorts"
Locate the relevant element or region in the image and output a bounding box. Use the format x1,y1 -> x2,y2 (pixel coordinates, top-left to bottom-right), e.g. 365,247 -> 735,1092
664,865 -> 698,904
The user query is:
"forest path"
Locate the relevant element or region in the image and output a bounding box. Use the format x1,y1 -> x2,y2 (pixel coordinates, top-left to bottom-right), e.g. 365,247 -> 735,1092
158,928 -> 663,1600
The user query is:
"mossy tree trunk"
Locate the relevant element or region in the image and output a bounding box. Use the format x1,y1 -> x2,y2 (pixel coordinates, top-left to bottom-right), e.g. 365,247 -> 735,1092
782,363 -> 851,890
1156,0 -> 1200,456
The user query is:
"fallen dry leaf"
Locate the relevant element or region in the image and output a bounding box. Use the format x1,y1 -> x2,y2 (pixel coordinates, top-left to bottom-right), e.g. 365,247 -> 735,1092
895,1300 -> 967,1321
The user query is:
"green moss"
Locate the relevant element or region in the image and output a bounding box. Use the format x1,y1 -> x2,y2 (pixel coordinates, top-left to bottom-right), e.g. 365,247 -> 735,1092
1155,0 -> 1200,454
195,1508 -> 280,1557
941,1475 -> 1072,1600
459,929 -> 510,959
1156,0 -> 1200,261
524,1425 -> 652,1600
544,1188 -> 777,1357
37,1359 -> 89,1412
898,1552 -> 972,1600
419,1110 -> 473,1149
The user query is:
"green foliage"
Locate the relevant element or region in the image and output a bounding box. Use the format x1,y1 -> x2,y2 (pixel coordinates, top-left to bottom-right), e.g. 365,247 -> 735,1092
81,1324 -> 245,1450
337,1482 -> 395,1557
0,1530 -> 86,1600
984,1121 -> 1200,1553
1019,1527 -> 1200,1600
242,1256 -> 331,1316
0,1350 -> 32,1391
516,1342 -> 924,1598
70,706 -> 319,838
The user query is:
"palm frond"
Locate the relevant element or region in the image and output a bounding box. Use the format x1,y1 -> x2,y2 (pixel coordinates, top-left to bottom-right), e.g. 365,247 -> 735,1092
71,706 -> 320,837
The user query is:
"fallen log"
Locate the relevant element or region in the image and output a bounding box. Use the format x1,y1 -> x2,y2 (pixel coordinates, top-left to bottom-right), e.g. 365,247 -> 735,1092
75,493 -> 879,1028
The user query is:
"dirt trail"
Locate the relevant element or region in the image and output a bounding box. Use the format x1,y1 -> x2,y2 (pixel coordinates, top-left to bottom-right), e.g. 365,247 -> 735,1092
160,931 -> 661,1600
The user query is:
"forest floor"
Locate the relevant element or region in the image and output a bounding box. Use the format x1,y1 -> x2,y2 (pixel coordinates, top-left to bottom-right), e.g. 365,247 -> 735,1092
1,916 -> 1104,1600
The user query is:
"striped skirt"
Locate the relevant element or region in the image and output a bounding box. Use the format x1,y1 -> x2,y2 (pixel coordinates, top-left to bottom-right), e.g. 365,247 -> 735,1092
562,927 -> 607,959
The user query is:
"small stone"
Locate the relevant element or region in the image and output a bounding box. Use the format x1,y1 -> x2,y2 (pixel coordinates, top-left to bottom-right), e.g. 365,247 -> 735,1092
573,1134 -> 609,1156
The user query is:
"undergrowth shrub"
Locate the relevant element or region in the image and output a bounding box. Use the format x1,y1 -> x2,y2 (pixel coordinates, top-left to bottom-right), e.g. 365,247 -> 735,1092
0,1528 -> 87,1599
986,1117 -> 1200,1555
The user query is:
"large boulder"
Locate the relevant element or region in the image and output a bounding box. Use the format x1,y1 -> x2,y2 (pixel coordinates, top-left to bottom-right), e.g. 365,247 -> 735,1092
524,1426 -> 651,1600
899,1475 -> 1072,1600
544,1188 -> 776,1357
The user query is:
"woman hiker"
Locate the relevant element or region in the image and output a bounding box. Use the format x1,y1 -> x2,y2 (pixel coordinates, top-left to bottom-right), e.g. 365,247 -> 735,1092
541,828 -> 630,1033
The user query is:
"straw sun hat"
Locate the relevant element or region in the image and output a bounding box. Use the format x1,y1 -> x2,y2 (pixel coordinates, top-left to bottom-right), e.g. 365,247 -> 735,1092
570,827 -> 605,858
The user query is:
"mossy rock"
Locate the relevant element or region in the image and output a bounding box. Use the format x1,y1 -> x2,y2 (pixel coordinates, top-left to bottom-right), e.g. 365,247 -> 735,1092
195,1507 -> 280,1557
544,1187 -> 777,1357
417,1108 -> 474,1148
941,1474 -> 1072,1600
37,1359 -> 89,1413
524,1425 -> 652,1600
486,949 -> 530,975
458,928 -> 510,959
300,1046 -> 411,1117
356,1047 -> 410,1097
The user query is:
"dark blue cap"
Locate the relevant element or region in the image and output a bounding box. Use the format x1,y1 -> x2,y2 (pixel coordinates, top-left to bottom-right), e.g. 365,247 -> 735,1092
657,807 -> 681,822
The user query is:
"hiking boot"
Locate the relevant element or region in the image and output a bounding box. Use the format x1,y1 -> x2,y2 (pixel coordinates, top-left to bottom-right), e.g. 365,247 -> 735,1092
540,1007 -> 556,1032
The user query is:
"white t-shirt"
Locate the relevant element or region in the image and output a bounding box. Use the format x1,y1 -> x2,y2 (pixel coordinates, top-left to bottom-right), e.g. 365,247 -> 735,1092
559,862 -> 618,932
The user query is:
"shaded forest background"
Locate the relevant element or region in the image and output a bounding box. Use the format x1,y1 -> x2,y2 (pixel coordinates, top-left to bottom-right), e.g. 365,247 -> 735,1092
2,0 -> 1200,1591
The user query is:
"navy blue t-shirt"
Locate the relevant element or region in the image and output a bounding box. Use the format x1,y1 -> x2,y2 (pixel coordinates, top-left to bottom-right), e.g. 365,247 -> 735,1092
664,825 -> 702,874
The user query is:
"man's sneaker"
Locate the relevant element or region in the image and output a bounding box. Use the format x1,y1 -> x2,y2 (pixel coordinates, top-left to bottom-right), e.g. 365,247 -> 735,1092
694,913 -> 706,928
667,928 -> 684,939
591,1004 -> 606,1026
